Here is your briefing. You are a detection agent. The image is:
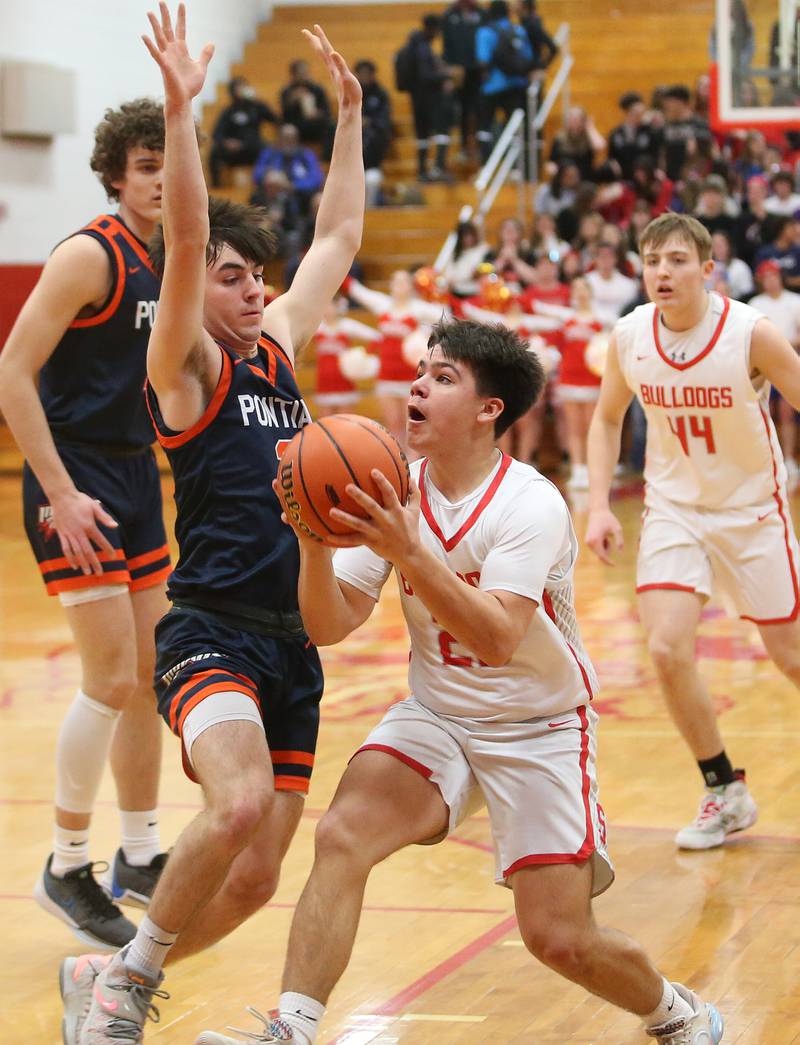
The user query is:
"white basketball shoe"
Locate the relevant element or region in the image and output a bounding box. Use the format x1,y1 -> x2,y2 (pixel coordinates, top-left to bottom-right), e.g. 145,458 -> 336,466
647,983 -> 724,1043
195,1008 -> 295,1044
675,775 -> 758,850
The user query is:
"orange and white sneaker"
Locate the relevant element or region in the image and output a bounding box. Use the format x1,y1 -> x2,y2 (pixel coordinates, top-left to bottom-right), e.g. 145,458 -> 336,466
80,947 -> 168,1043
59,954 -> 110,1045
675,775 -> 758,850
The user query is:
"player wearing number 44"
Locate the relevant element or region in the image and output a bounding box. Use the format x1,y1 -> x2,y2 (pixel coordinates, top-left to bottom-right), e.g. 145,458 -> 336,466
587,212 -> 800,851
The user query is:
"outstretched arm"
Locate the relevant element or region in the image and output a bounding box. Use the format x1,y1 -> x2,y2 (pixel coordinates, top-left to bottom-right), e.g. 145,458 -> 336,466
263,26 -> 364,361
142,2 -> 218,429
750,316 -> 800,410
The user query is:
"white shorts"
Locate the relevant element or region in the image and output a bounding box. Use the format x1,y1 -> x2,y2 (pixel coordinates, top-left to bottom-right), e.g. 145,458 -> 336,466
637,488 -> 800,624
555,384 -> 601,404
357,697 -> 614,895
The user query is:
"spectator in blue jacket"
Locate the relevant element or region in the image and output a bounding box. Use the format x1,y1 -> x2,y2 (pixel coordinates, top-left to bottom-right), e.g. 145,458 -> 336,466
475,0 -> 534,165
252,124 -> 323,214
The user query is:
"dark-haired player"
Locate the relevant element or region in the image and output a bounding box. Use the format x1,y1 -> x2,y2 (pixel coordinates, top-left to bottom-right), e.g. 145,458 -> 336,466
71,5 -> 364,1043
0,99 -> 170,950
199,318 -> 723,1045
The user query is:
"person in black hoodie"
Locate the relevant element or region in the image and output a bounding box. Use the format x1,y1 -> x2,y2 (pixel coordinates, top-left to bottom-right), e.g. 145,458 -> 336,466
407,14 -> 453,181
442,0 -> 485,159
209,77 -> 278,187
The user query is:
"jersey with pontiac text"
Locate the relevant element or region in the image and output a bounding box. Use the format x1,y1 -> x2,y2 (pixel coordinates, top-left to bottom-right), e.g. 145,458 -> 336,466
145,335 -> 311,609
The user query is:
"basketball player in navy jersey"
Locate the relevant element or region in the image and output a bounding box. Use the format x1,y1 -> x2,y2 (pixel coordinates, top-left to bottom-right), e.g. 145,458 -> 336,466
0,100 -> 171,951
70,5 -> 364,1043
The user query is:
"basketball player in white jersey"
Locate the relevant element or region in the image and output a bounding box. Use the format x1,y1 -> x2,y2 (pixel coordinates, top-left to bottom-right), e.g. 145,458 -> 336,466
197,319 -> 723,1045
586,213 -> 800,850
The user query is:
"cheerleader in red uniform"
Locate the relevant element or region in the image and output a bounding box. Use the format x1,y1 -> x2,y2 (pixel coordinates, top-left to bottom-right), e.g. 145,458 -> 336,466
312,296 -> 381,417
345,272 -> 449,450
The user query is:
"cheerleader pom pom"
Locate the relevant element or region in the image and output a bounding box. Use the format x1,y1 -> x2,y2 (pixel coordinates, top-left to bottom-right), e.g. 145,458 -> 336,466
338,346 -> 380,382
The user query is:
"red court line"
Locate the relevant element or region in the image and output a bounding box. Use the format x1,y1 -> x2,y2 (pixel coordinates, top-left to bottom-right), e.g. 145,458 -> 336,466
327,914 -> 518,1042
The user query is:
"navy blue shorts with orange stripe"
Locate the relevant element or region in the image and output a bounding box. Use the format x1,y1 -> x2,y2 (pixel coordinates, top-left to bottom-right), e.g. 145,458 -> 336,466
22,444 -> 170,597
153,606 -> 324,793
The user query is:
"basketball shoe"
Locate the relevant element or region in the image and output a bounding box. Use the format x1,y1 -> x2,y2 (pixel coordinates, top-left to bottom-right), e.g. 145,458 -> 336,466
195,1008 -> 295,1044
59,954 -> 110,1045
34,856 -> 137,949
646,983 -> 724,1043
100,848 -> 169,908
80,946 -> 169,1044
675,774 -> 758,850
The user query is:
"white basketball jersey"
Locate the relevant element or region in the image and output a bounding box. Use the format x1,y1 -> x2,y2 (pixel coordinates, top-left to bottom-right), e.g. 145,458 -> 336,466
616,292 -> 786,509
333,454 -> 598,721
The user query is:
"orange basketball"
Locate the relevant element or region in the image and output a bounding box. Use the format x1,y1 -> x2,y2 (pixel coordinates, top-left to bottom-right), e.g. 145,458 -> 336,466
277,414 -> 411,545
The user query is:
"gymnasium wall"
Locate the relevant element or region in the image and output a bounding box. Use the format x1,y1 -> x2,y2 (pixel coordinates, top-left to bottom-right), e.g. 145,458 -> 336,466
0,0 -> 270,268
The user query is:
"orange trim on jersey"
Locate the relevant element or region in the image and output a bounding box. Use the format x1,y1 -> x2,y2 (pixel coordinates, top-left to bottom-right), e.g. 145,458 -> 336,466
169,668 -> 258,733
156,348 -> 232,449
176,682 -> 259,736
45,572 -> 131,596
419,453 -> 512,552
652,294 -> 730,371
107,216 -> 156,274
129,563 -> 172,592
70,221 -> 126,329
274,775 -> 310,793
128,544 -> 170,570
39,548 -> 126,574
636,582 -> 697,594
270,749 -> 315,767
260,333 -> 294,374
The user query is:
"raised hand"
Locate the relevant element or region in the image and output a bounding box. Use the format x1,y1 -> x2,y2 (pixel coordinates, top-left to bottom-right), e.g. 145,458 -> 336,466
143,2 -> 214,106
301,25 -> 361,113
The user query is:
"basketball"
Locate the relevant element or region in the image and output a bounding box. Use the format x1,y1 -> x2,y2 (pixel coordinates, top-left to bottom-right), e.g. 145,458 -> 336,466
277,414 -> 411,544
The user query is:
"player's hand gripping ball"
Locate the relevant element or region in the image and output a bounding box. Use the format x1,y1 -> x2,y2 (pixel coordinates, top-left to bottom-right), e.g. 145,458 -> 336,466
277,415 -> 411,544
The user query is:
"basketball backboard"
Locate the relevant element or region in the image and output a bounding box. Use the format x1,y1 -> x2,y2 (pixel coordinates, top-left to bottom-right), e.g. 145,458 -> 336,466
712,0 -> 800,131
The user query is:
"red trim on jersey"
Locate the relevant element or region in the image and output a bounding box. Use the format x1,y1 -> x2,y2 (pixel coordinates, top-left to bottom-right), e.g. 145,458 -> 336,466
503,705 -> 595,879
636,582 -> 697,594
419,453 -> 512,552
541,591 -> 594,701
740,407 -> 800,624
70,221 -> 127,329
154,347 -> 232,449
652,294 -> 730,371
356,743 -> 433,779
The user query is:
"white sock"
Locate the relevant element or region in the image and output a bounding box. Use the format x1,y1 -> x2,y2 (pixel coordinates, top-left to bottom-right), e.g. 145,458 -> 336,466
278,992 -> 325,1044
55,690 -> 120,815
120,809 -> 162,866
50,826 -> 90,877
125,914 -> 177,983
644,979 -> 694,1028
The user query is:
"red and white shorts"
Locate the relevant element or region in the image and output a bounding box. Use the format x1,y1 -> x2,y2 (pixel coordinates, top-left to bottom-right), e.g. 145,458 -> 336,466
356,696 -> 614,895
637,487 -> 800,624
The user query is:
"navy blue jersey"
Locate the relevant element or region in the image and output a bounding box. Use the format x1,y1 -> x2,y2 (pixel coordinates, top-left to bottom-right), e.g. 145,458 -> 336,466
39,214 -> 160,451
146,335 -> 312,610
